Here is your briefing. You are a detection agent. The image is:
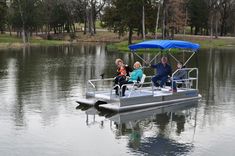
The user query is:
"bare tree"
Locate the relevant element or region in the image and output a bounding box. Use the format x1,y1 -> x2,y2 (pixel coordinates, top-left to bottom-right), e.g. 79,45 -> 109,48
83,0 -> 106,36
142,2 -> 145,40
16,0 -> 26,44
154,0 -> 162,39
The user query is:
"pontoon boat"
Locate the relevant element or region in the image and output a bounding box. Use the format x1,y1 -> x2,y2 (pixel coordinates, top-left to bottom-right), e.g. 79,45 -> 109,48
77,40 -> 201,112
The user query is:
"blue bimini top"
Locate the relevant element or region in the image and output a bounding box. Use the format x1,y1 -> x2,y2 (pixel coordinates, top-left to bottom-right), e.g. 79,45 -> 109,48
128,40 -> 200,52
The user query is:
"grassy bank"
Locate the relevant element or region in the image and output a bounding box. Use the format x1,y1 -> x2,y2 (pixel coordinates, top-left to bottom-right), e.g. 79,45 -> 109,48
0,34 -> 69,49
0,31 -> 120,49
107,35 -> 235,52
1,32 -> 235,50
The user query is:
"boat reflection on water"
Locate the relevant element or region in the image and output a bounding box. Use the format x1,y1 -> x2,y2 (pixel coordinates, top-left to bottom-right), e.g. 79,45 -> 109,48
109,102 -> 198,154
77,101 -> 198,155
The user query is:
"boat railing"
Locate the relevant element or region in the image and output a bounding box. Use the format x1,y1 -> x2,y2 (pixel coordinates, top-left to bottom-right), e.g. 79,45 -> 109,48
86,68 -> 198,98
86,76 -> 154,99
86,78 -> 115,97
171,68 -> 198,93
119,76 -> 153,97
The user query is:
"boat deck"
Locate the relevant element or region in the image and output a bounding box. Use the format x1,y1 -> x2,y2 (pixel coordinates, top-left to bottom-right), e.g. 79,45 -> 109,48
86,86 -> 197,101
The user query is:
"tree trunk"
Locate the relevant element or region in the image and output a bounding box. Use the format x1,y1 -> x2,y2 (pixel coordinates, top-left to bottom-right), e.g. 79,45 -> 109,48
142,4 -> 145,40
220,4 -> 227,36
190,26 -> 193,35
215,16 -> 218,38
170,28 -> 174,39
53,27 -> 56,34
84,4 -> 88,35
155,1 -> 161,39
73,23 -> 76,33
220,20 -> 225,36
92,2 -> 96,34
183,7 -> 187,37
89,8 -> 94,36
0,29 -> 4,34
84,16 -> 87,34
210,14 -> 213,39
93,18 -> 96,34
162,6 -> 166,39
162,0 -> 169,39
194,26 -> 199,35
17,0 -> 26,44
25,30 -> 29,43
128,26 -> 133,45
8,25 -> 12,36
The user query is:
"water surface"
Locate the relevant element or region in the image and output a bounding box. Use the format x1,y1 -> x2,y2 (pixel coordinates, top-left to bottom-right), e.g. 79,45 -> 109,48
0,44 -> 235,156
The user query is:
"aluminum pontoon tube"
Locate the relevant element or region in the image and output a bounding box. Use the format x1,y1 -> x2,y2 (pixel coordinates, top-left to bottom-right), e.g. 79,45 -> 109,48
76,99 -> 107,106
99,94 -> 201,112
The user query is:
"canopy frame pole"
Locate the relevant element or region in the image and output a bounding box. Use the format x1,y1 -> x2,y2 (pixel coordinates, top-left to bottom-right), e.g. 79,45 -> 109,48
149,51 -> 161,64
132,52 -> 149,65
168,52 -> 180,63
184,52 -> 195,66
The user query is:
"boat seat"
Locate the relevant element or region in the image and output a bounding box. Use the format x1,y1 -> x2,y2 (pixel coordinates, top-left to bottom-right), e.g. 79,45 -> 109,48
175,78 -> 193,88
123,74 -> 146,97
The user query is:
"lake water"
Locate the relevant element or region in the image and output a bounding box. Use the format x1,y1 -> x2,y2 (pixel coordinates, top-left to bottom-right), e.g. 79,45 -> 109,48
0,44 -> 235,156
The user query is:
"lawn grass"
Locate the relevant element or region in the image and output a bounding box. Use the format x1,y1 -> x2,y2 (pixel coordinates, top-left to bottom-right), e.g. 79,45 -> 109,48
107,40 -> 182,53
30,38 -> 67,46
107,37 -> 235,53
0,34 -> 67,49
1,32 -> 235,50
0,34 -> 22,43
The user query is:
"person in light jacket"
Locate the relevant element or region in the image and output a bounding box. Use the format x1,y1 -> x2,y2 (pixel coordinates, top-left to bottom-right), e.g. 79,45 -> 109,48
119,61 -> 143,96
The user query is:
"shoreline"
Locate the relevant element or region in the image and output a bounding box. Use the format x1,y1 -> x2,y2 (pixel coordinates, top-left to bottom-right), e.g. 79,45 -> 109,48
1,33 -> 235,50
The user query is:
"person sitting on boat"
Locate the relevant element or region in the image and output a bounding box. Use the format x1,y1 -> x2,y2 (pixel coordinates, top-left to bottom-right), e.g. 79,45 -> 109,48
119,61 -> 143,96
151,56 -> 172,88
114,58 -> 127,95
170,62 -> 187,92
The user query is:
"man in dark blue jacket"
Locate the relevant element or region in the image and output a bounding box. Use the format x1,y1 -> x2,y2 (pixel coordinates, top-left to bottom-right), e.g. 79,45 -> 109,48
151,56 -> 172,88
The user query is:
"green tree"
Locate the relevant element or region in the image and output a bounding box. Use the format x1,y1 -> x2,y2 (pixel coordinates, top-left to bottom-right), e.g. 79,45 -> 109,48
188,0 -> 209,35
0,0 -> 7,33
9,0 -> 44,42
102,0 -> 143,44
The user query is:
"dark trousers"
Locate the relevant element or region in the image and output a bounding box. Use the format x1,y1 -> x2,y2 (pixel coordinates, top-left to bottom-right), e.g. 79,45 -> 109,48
119,81 -> 133,96
152,75 -> 169,87
114,76 -> 126,95
114,76 -> 133,96
172,77 -> 181,90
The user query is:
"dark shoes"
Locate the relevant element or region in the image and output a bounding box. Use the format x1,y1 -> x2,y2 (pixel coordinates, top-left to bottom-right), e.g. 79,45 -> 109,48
169,89 -> 177,93
115,90 -> 125,97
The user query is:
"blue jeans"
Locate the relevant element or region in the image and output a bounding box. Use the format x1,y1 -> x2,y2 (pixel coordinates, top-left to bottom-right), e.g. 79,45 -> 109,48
152,75 -> 169,87
172,77 -> 181,90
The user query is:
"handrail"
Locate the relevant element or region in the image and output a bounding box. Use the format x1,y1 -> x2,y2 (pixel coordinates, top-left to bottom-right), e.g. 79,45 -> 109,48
171,68 -> 198,93
87,78 -> 115,96
89,78 -> 115,82
88,80 -> 96,89
85,69 -> 198,98
110,85 -> 120,99
87,78 -> 115,90
188,68 -> 198,89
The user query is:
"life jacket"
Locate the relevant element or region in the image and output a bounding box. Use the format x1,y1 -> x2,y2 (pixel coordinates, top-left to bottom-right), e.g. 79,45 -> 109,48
116,64 -> 133,77
124,64 -> 133,77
